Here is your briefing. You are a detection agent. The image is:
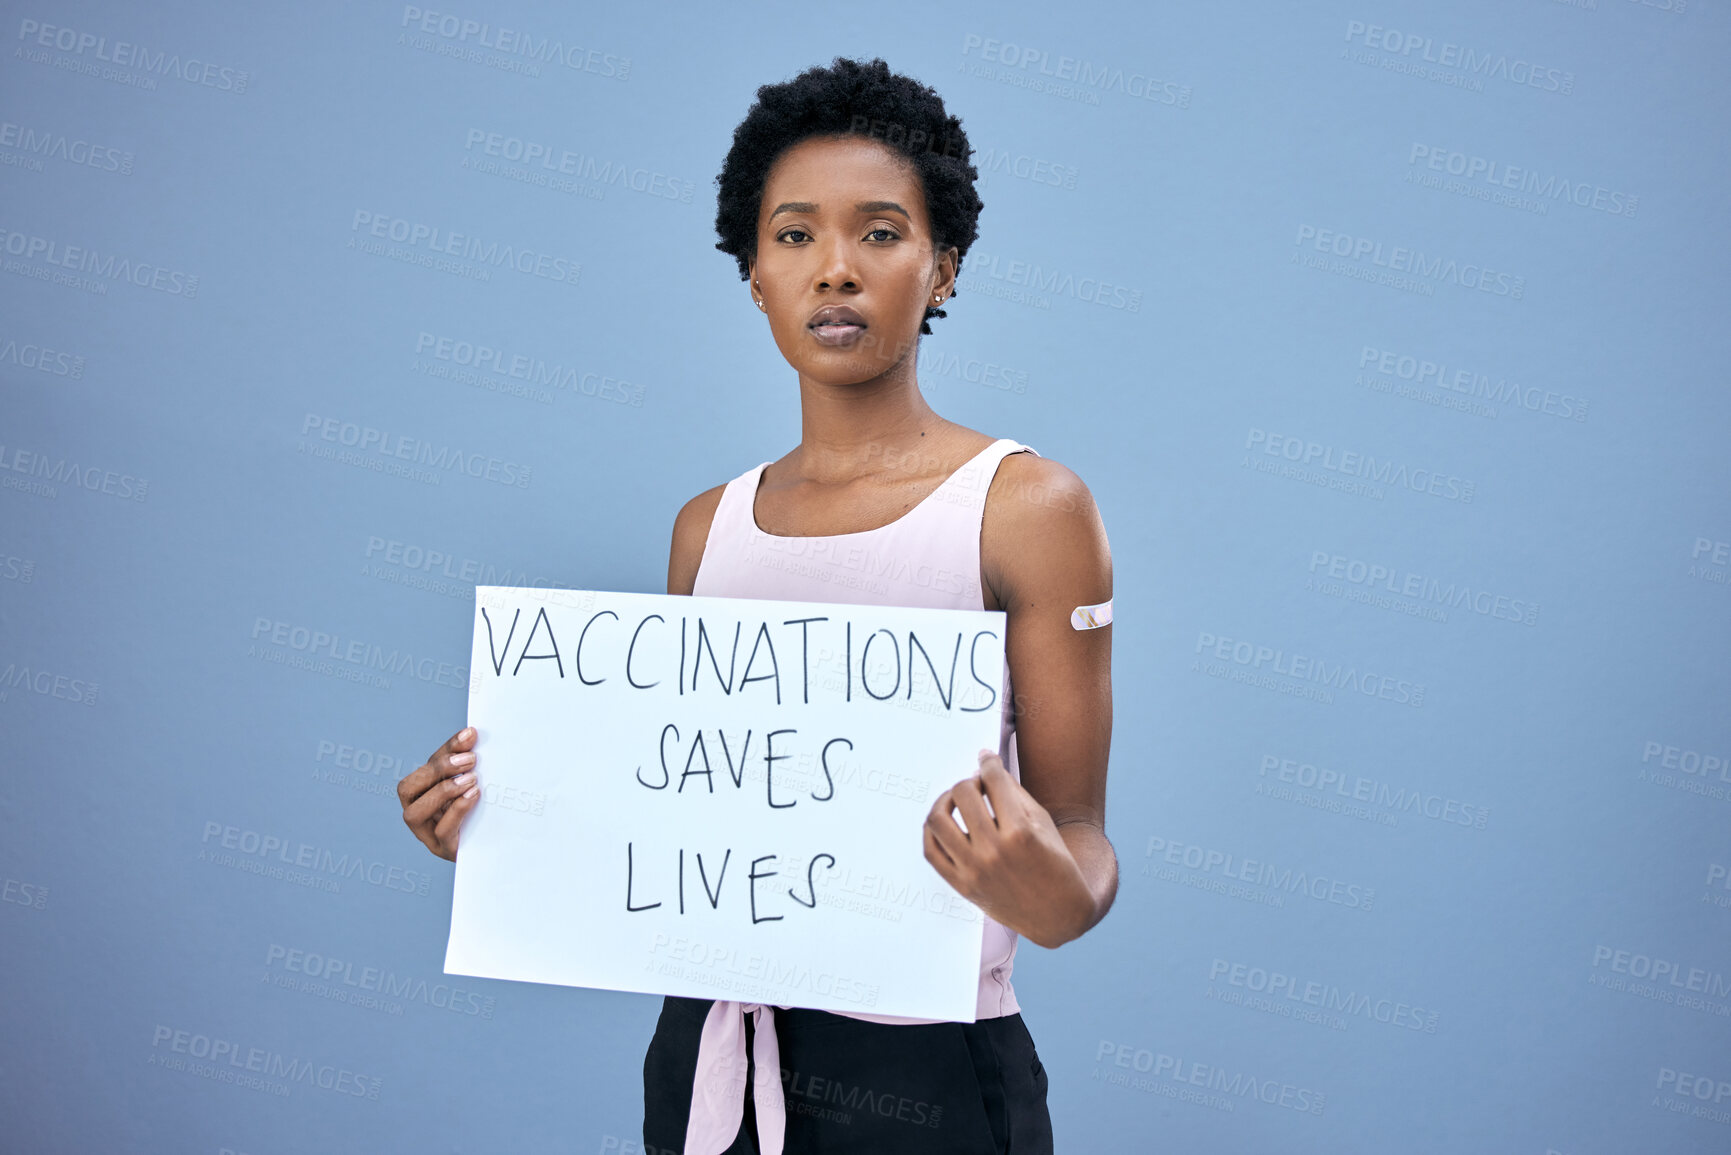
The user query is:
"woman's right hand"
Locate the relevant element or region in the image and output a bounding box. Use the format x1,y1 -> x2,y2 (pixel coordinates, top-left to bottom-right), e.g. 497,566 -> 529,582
397,726 -> 480,862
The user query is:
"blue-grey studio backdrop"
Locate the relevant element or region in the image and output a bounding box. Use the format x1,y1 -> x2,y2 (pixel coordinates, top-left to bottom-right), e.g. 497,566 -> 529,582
3,1 -> 1728,1152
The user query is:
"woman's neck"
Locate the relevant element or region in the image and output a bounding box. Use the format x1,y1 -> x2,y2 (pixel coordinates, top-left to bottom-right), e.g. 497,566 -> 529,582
789,366 -> 964,482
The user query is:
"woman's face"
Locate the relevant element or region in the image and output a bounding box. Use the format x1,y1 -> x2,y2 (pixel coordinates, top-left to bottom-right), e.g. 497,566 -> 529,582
748,134 -> 957,387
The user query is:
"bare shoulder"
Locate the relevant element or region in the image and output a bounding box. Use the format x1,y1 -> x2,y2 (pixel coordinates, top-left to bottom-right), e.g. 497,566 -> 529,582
667,482 -> 730,596
991,451 -> 1100,520
982,451 -> 1111,611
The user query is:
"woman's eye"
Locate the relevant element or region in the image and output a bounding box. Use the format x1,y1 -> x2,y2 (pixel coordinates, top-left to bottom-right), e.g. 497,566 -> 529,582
866,227 -> 898,242
779,229 -> 810,243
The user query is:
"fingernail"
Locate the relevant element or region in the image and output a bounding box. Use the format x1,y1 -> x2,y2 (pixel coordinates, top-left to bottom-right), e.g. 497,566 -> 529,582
461,727 -> 475,741
451,752 -> 475,768
463,785 -> 478,799
978,748 -> 994,761
453,772 -> 474,787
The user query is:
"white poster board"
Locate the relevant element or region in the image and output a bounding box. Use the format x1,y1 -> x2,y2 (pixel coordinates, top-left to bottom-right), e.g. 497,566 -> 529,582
443,586 -> 1006,1021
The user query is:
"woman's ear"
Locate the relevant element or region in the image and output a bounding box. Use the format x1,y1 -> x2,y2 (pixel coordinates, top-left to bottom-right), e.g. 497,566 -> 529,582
747,259 -> 764,311
933,246 -> 959,301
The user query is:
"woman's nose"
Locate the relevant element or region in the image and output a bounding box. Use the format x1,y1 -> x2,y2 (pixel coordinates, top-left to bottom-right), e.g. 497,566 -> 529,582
813,239 -> 859,291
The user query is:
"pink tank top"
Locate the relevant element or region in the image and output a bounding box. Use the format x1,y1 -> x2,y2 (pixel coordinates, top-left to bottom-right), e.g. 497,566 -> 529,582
680,436 -> 1039,1155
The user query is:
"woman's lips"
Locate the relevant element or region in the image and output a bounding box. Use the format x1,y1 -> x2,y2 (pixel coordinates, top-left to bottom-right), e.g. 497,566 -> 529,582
809,321 -> 865,347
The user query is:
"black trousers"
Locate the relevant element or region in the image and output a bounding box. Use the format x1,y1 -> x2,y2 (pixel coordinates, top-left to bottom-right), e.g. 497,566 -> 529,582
643,995 -> 1053,1154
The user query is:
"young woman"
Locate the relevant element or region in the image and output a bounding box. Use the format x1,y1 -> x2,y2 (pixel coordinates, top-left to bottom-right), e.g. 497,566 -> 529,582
398,57 -> 1116,1154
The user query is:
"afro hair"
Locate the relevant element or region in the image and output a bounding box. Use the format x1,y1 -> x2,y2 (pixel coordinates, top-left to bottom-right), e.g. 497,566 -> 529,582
713,56 -> 983,335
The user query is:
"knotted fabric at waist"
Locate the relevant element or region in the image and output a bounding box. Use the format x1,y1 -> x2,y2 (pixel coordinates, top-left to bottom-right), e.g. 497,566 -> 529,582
682,998 -> 1019,1154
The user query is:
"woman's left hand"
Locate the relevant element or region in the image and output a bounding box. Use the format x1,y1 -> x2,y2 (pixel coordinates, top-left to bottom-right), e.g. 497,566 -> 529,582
923,749 -> 1097,949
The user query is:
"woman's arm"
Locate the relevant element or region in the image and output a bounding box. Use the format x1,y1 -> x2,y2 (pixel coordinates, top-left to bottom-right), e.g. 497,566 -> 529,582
667,484 -> 727,596
924,453 -> 1116,949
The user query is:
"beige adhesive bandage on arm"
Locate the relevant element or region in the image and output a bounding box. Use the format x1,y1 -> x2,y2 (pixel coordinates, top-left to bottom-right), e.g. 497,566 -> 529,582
1071,598 -> 1113,630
